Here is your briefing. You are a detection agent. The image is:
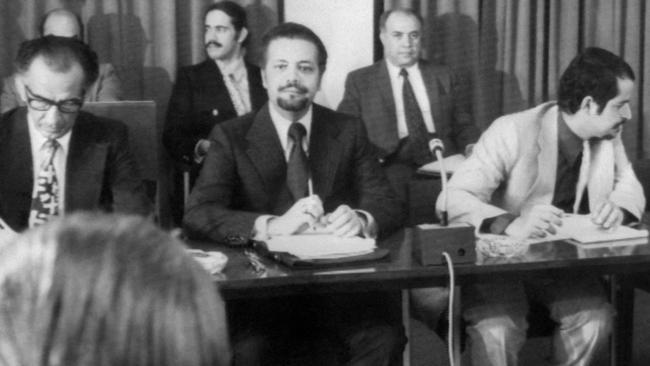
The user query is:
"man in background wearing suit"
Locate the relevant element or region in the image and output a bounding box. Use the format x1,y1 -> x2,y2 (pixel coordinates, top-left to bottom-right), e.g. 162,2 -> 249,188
164,1 -> 267,176
0,36 -> 150,234
1,8 -> 122,113
184,22 -> 405,366
438,47 -> 644,365
338,7 -> 478,336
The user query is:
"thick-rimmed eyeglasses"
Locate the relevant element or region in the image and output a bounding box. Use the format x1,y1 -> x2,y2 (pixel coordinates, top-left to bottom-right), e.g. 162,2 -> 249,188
25,86 -> 83,114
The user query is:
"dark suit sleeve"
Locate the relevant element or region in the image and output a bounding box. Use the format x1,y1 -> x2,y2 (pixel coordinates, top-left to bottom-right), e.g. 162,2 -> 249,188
350,118 -> 405,237
163,68 -> 199,165
448,70 -> 480,149
107,124 -> 153,216
183,125 -> 260,243
337,72 -> 362,117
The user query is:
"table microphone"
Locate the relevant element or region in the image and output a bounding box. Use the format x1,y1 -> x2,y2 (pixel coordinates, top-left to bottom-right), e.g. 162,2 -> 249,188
429,139 -> 448,226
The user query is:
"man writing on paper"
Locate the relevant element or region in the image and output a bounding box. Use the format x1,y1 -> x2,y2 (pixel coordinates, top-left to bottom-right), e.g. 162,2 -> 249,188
431,47 -> 645,365
184,23 -> 405,365
0,36 -> 151,232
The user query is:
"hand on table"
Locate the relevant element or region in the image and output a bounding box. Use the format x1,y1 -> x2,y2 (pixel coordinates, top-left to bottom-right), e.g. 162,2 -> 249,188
321,204 -> 364,238
268,196 -> 324,236
505,204 -> 564,239
591,200 -> 623,230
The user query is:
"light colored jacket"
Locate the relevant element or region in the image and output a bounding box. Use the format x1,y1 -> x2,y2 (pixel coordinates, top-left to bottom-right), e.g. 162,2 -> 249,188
438,102 -> 645,228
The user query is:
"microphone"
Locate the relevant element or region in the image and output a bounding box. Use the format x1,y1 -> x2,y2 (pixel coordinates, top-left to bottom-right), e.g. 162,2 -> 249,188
429,139 -> 448,226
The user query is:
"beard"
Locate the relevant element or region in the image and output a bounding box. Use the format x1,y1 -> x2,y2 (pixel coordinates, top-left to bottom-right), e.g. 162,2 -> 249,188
277,94 -> 310,111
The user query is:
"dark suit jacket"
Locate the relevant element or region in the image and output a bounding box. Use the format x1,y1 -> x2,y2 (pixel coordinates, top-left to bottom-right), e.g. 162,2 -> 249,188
183,103 -> 405,244
0,108 -> 152,231
338,60 -> 479,158
163,59 -> 267,165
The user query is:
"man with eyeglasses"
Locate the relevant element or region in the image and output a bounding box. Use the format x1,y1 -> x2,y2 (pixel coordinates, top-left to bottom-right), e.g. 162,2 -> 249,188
1,8 -> 122,113
0,36 -> 151,233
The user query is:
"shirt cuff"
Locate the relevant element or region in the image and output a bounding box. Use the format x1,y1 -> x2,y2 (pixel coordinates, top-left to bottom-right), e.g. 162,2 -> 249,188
355,209 -> 377,239
252,215 -> 276,241
480,213 -> 518,235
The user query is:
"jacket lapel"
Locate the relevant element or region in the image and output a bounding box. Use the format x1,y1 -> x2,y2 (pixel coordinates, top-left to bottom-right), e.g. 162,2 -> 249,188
309,105 -> 342,198
0,109 -> 33,229
421,62 -> 444,131
375,61 -> 399,148
245,105 -> 287,199
524,105 -> 559,208
66,115 -> 107,212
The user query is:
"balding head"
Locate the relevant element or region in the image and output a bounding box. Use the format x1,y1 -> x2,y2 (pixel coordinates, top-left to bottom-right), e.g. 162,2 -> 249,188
40,9 -> 84,40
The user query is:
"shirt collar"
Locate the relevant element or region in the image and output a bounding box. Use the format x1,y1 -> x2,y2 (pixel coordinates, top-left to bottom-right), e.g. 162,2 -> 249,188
385,60 -> 420,80
557,113 -> 583,166
216,57 -> 247,83
26,112 -> 72,153
268,103 -> 313,152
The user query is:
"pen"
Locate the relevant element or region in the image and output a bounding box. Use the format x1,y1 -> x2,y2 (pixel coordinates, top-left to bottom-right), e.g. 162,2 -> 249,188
308,178 -> 314,197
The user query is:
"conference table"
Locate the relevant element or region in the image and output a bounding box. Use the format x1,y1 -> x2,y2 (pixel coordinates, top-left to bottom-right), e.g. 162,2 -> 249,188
193,228 -> 650,366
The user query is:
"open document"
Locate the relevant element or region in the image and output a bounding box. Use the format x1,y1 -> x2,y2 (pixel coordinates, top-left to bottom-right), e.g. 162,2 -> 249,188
527,214 -> 648,245
417,154 -> 466,176
264,234 -> 377,260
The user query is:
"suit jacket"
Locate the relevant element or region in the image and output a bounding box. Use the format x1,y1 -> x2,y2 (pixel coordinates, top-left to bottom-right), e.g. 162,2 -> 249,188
338,60 -> 479,159
1,63 -> 122,113
163,59 -> 267,165
440,102 -> 645,228
0,108 -> 152,231
183,103 -> 405,244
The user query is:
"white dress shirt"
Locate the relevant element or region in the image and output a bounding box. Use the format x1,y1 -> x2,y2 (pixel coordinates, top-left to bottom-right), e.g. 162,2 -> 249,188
27,117 -> 71,213
216,58 -> 252,116
385,61 -> 436,138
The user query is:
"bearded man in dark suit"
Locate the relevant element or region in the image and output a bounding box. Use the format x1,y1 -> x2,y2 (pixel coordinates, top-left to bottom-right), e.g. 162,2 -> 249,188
184,22 -> 405,366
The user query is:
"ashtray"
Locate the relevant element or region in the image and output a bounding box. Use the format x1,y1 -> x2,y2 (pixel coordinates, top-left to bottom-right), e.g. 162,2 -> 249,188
188,249 -> 228,274
476,234 -> 528,258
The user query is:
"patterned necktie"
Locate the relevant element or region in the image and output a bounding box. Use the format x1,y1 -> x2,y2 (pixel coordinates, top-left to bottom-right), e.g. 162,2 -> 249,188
29,139 -> 60,227
401,68 -> 433,165
573,140 -> 591,213
286,122 -> 309,201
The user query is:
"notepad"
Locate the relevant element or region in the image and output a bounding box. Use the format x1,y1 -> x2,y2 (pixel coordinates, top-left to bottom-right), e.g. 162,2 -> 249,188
527,214 -> 648,245
264,235 -> 376,260
417,154 -> 466,176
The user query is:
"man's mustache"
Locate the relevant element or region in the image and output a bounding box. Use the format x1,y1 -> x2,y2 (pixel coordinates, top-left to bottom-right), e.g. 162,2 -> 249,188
279,82 -> 308,94
205,41 -> 222,48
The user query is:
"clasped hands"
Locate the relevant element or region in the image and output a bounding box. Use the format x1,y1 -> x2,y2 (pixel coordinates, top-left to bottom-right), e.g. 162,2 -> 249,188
505,201 -> 624,239
267,196 -> 364,237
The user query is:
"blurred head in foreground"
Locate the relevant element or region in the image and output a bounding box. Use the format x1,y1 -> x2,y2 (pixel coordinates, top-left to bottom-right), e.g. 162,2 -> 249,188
0,213 -> 231,366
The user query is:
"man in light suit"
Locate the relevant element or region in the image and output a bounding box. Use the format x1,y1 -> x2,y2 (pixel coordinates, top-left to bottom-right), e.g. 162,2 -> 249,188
338,8 -> 479,222
164,1 -> 267,172
0,36 -> 150,233
1,8 -> 122,113
184,22 -> 405,366
436,47 -> 644,365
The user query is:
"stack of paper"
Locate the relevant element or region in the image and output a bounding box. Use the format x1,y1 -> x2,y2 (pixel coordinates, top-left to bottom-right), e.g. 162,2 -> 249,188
264,235 -> 376,259
527,214 -> 648,245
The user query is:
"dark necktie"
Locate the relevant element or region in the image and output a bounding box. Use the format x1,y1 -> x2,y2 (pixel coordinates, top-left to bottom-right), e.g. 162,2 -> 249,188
401,68 -> 433,165
29,139 -> 60,227
286,122 -> 309,201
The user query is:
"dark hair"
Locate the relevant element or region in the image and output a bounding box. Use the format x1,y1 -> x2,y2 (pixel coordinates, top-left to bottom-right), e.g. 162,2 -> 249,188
15,35 -> 99,90
558,47 -> 635,114
0,213 -> 231,366
38,8 -> 85,41
379,8 -> 423,31
260,22 -> 327,73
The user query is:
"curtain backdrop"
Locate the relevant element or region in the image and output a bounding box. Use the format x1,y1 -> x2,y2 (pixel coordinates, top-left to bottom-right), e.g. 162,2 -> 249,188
387,0 -> 649,159
1,0 -> 647,158
0,0 -> 280,128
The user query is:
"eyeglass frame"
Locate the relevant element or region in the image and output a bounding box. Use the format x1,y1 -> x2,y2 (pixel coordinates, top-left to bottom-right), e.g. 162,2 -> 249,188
24,86 -> 84,114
